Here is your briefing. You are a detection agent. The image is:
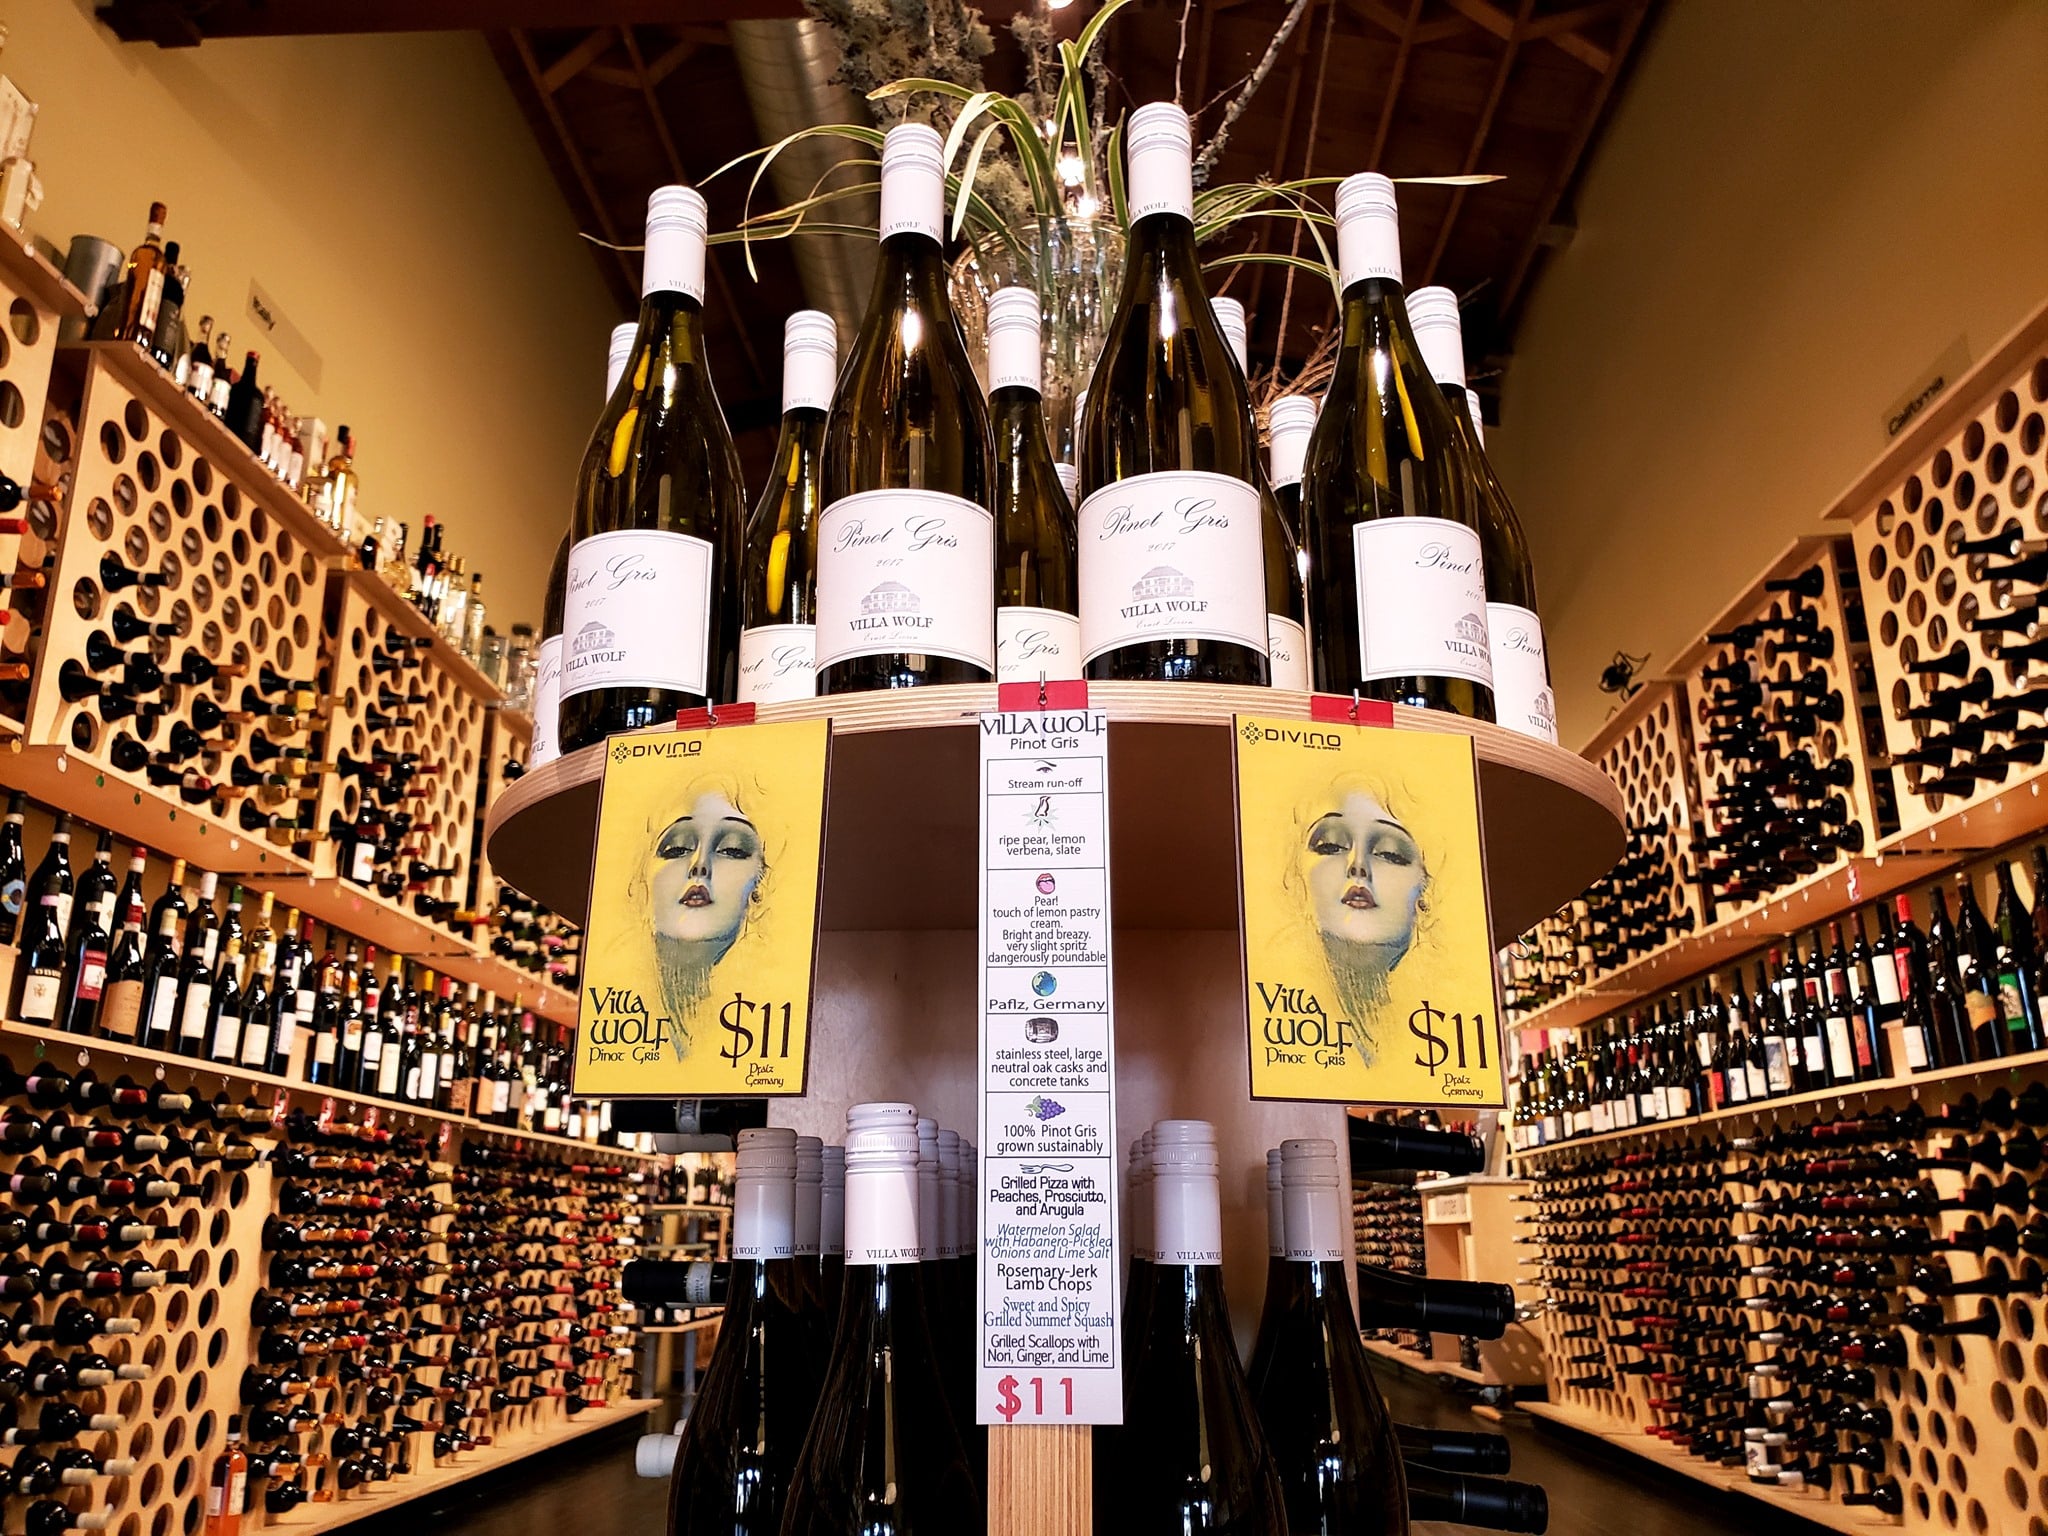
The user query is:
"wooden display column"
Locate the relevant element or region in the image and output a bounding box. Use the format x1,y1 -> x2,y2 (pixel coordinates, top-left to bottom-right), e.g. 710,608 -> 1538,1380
991,1426 -> 1090,1536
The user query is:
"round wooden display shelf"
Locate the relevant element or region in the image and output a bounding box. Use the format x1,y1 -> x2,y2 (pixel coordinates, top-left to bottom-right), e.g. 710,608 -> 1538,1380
485,683 -> 1623,940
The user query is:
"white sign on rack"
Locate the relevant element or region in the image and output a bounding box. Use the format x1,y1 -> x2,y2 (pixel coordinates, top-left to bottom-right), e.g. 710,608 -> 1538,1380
975,703 -> 1123,1425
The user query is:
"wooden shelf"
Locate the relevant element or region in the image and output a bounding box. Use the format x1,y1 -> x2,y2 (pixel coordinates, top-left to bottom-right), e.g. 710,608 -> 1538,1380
1519,1399 -> 1901,1534
0,232 -> 92,319
339,568 -> 504,709
485,682 -> 1625,938
1509,847 -> 1941,1036
1360,1333 -> 1491,1384
257,1397 -> 659,1536
55,341 -> 351,565
1508,1039 -> 2048,1157
0,1018 -> 661,1161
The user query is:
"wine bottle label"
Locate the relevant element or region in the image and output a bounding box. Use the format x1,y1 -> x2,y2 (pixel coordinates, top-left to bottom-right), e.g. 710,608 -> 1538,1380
814,489 -> 996,672
737,624 -> 818,705
240,1022 -> 272,1068
562,530 -> 716,701
996,606 -> 1082,685
1902,1022 -> 1930,1071
179,983 -> 212,1039
377,1047 -> 403,1098
100,980 -> 143,1041
137,269 -> 164,335
44,891 -> 73,936
1154,1178 -> 1223,1265
313,1031 -> 337,1066
1077,470 -> 1267,661
75,951 -> 107,1002
211,1010 -> 241,1058
19,968 -> 59,1021
845,1164 -> 921,1267
1335,175 -> 1403,290
1266,614 -> 1310,689
1352,518 -> 1494,689
1485,603 -> 1557,743
529,635 -> 563,768
1873,955 -> 1903,1008
987,290 -> 1043,394
0,879 -> 22,920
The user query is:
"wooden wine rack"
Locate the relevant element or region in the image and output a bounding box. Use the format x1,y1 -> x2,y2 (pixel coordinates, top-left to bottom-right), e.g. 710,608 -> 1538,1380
1847,309 -> 2048,845
1519,1042 -> 2048,1536
1,340 -> 344,877
0,1020 -> 657,1536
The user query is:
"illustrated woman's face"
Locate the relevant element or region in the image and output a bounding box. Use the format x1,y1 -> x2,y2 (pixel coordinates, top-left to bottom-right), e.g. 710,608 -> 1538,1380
1303,790 -> 1425,950
649,792 -> 765,945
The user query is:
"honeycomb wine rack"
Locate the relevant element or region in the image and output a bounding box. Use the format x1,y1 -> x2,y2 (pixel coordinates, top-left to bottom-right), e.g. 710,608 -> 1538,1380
1518,1047 -> 2048,1536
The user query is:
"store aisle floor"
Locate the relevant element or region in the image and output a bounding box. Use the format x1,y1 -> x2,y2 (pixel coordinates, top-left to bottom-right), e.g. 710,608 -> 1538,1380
372,1378 -> 1827,1536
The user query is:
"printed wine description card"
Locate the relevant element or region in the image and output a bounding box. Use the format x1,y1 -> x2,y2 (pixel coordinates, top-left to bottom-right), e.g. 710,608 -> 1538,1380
573,718 -> 830,1098
1233,715 -> 1505,1108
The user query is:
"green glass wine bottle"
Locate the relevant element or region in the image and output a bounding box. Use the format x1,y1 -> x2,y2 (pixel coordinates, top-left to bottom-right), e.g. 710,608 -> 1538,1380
1076,104 -> 1270,685
816,125 -> 996,694
559,188 -> 746,749
1300,174 -> 1493,720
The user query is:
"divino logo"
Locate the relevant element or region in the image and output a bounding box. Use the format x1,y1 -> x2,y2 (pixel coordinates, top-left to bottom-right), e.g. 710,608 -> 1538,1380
1239,724 -> 1342,752
606,737 -> 704,761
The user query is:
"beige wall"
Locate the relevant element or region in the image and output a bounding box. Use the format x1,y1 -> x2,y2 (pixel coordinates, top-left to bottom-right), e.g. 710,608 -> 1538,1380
1493,0 -> 2048,749
10,0 -> 620,628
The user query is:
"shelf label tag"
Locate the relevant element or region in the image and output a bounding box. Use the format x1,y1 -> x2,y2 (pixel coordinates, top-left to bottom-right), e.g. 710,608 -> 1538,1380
574,717 -> 830,1098
976,704 -> 1122,1425
1233,713 -> 1506,1107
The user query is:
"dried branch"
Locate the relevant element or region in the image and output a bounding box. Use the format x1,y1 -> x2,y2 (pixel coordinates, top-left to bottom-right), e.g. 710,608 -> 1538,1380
1174,0 -> 1195,101
1193,0 -> 1315,181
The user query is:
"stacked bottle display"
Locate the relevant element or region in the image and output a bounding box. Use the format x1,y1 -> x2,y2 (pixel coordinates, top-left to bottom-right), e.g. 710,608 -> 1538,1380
1511,849 -> 2048,1151
0,1054 -> 253,1536
538,103 -> 1560,772
1520,1084 -> 2048,1525
626,1110 -> 1545,1535
1353,1171 -> 1427,1353
229,1116 -> 643,1524
85,200 -> 498,667
0,793 -> 626,1149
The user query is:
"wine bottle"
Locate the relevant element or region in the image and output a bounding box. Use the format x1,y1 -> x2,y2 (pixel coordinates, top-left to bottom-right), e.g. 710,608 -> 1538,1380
738,310 -> 837,705
666,1127 -> 817,1533
781,1103 -> 979,1533
225,353 -> 265,455
0,791 -> 25,944
1405,285 -> 1553,741
816,125 -> 997,694
94,203 -> 169,349
1245,1148 -> 1287,1393
1077,105 -> 1270,684
1265,395 -> 1318,689
1253,1138 -> 1408,1534
533,324 -> 634,770
819,1142 -> 846,1327
1403,1466 -> 1547,1533
1097,1120 -> 1285,1533
559,187 -> 746,749
13,816 -> 74,1024
986,289 -> 1080,685
1301,175 -> 1492,718
1213,296 -> 1311,693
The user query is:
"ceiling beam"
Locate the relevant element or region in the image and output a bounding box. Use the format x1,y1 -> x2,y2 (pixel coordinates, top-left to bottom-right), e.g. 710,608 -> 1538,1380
618,26 -> 767,390
97,0 -> 798,44
1243,2 -> 1320,324
1420,0 -> 1532,286
540,28 -> 616,94
1367,0 -> 1424,170
1499,0 -> 1653,320
505,28 -> 638,305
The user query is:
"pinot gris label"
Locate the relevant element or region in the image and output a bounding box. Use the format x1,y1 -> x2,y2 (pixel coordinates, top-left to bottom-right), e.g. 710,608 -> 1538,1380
813,487 -> 995,672
561,529 -> 715,701
1077,470 -> 1266,662
1351,517 -> 1493,690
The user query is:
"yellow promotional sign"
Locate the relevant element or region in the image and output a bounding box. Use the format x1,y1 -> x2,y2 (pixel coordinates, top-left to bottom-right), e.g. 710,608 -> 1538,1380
574,718 -> 830,1098
1233,715 -> 1504,1108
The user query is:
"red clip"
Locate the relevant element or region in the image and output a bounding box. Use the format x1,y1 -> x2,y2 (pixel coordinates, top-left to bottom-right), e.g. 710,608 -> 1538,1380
1309,692 -> 1395,727
995,679 -> 1090,712
675,700 -> 757,730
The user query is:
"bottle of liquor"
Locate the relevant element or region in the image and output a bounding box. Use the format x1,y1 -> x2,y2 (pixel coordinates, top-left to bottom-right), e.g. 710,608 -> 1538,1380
13,815 -> 74,1024
1953,873 -> 2007,1060
95,203 -> 170,349
819,1142 -> 845,1326
1300,175 -> 1492,719
781,1103 -> 978,1533
184,316 -> 216,402
173,873 -> 220,1059
816,126 -> 996,695
1077,105 -> 1269,686
152,245 -> 188,373
666,1127 -> 817,1532
235,895 -> 278,1074
1253,1139 -> 1407,1534
738,311 -> 837,705
559,187 -> 746,749
206,1417 -> 248,1536
1995,859 -> 2044,1053
225,353 -> 266,455
138,860 -> 188,1052
1405,285 -> 1553,742
0,792 -> 25,945
97,908 -> 145,1045
986,289 -> 1081,686
1265,395 -> 1318,689
1098,1120 -> 1285,1533
1247,1150 -> 1288,1390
